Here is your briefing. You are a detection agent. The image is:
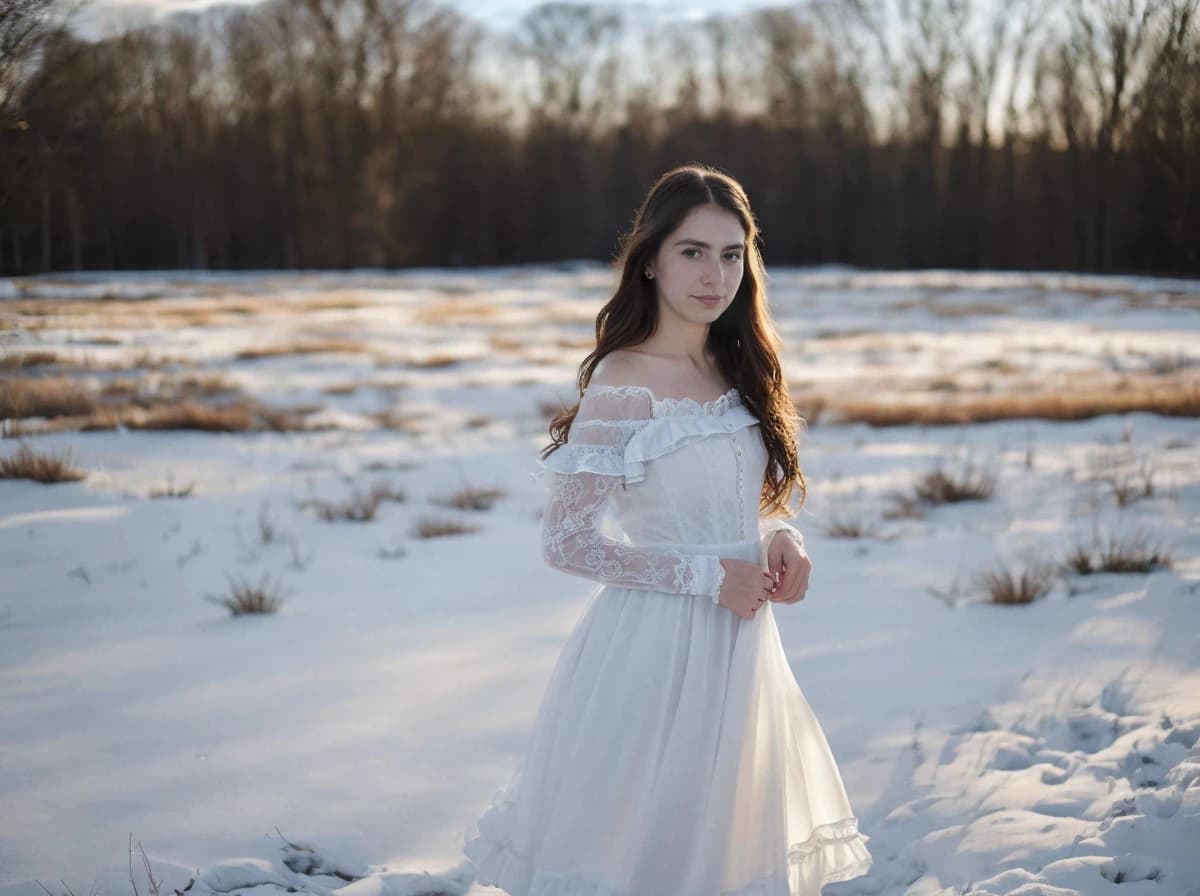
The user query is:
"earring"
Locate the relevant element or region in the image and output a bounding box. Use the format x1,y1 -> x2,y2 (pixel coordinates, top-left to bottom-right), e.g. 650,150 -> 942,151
645,270 -> 654,280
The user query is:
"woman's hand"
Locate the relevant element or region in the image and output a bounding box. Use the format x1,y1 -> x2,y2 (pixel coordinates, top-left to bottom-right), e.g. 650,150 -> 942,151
716,558 -> 776,620
765,532 -> 811,605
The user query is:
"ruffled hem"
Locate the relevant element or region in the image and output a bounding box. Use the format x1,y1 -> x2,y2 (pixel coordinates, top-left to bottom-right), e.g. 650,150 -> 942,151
463,796 -> 872,896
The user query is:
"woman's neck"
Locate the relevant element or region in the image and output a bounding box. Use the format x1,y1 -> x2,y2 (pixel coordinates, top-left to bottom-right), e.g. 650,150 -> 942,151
634,325 -> 711,367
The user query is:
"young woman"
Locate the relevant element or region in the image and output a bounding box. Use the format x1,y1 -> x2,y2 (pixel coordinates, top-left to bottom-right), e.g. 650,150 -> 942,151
463,164 -> 872,894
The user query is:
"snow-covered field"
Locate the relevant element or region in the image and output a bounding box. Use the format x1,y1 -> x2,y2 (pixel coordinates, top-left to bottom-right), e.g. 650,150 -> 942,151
1,266 -> 1198,896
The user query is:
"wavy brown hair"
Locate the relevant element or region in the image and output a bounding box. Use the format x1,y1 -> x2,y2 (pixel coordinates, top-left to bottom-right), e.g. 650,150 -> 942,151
542,163 -> 806,516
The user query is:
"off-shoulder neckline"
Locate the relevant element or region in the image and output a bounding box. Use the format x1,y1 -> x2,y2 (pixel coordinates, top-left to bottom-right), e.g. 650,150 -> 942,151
586,383 -> 742,417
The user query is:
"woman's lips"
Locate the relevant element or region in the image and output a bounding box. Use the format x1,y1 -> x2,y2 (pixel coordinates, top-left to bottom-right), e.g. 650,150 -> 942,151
694,295 -> 721,307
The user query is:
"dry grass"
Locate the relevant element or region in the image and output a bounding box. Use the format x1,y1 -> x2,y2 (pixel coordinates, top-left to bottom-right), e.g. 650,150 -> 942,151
488,334 -> 528,352
883,492 -> 925,520
1085,445 -> 1156,507
407,353 -> 464,369
927,377 -> 961,392
1,377 -> 97,419
976,557 -> 1055,605
307,492 -> 382,522
1,367 -> 315,433
236,340 -> 367,360
175,372 -> 240,397
371,409 -> 427,432
99,372 -> 239,405
296,292 -> 372,312
1067,527 -> 1171,575
205,573 -> 290,616
825,513 -> 878,539
434,485 -> 505,511
304,483 -> 405,522
0,351 -> 63,370
0,442 -> 86,483
809,377 -> 1200,426
128,402 -> 261,432
413,298 -> 501,325
912,461 -> 997,505
149,475 -> 195,498
87,401 -> 304,434
413,516 -> 482,538
975,358 -> 1023,374
556,335 -> 596,350
790,394 -> 827,427
2,295 -> 280,331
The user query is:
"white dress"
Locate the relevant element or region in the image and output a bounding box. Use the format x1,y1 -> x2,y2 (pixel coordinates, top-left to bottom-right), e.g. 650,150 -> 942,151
462,383 -> 872,895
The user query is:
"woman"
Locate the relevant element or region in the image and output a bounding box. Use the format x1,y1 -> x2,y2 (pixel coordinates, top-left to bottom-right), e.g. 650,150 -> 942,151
463,164 -> 872,894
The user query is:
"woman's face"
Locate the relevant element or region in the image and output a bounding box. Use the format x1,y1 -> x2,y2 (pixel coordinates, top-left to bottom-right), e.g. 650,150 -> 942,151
645,203 -> 746,327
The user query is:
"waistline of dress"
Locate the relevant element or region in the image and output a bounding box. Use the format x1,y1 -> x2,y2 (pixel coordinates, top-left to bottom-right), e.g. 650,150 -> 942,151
636,537 -> 762,563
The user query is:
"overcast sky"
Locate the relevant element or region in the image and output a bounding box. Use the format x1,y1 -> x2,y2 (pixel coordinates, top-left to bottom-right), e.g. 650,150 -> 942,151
79,0 -> 779,35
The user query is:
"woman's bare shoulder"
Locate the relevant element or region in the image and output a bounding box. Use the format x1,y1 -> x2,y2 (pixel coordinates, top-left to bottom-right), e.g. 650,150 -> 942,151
591,349 -> 652,389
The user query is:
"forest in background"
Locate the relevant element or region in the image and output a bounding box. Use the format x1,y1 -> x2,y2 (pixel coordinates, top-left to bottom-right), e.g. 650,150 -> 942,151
0,0 -> 1197,276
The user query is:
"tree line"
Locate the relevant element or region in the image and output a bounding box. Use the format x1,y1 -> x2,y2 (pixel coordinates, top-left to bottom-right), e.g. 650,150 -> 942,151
1,0 -> 1197,275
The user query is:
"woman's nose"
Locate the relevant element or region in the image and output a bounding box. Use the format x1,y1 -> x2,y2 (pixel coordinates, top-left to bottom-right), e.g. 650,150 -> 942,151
701,258 -> 723,286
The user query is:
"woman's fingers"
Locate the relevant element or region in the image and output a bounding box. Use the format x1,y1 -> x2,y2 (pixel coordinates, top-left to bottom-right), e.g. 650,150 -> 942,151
771,558 -> 811,604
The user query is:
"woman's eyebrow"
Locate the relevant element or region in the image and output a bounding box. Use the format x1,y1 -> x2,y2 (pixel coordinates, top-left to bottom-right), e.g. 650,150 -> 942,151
672,238 -> 746,250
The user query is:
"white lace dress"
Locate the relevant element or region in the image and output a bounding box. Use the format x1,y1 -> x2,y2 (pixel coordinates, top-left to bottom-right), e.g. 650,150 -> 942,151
462,383 -> 872,895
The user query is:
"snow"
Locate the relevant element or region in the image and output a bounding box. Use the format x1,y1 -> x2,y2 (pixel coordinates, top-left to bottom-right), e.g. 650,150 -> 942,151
1,266 -> 1198,896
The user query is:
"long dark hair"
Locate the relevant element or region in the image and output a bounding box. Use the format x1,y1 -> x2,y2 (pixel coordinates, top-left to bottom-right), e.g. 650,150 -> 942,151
542,163 -> 806,516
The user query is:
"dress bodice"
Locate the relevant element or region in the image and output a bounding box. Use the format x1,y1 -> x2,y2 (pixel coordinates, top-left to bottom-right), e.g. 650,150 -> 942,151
537,383 -> 799,601
593,386 -> 769,546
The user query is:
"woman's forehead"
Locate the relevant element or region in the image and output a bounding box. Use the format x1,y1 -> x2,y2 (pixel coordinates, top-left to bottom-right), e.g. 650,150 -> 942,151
671,204 -> 746,244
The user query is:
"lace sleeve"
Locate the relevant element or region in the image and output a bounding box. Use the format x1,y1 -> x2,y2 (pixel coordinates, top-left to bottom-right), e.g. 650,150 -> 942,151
760,517 -> 806,553
539,385 -> 726,600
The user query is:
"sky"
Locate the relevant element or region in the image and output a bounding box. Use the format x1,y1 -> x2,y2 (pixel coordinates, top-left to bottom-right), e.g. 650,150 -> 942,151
78,0 -> 778,35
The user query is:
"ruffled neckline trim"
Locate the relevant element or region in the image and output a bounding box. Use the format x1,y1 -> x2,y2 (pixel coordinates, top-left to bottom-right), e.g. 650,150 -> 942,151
587,383 -> 742,418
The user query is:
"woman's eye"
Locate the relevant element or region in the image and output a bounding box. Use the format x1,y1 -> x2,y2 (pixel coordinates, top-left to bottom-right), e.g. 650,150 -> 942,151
724,253 -> 743,262
682,248 -> 700,258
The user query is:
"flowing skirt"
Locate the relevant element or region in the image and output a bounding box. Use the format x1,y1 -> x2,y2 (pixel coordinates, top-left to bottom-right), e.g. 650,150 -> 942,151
463,538 -> 871,895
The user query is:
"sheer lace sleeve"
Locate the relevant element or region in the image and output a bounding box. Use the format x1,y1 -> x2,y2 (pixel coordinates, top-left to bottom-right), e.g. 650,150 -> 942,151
539,385 -> 726,600
760,517 -> 807,554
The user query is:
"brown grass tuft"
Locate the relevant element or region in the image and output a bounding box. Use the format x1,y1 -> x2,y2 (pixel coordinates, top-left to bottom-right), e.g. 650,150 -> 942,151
0,442 -> 86,483
149,475 -> 195,498
130,402 -> 260,432
296,293 -> 372,312
811,378 -> 1200,427
825,513 -> 878,539
1,377 -> 96,419
1085,445 -> 1156,507
0,351 -> 62,371
413,516 -> 482,538
205,573 -> 290,615
1068,527 -> 1171,575
303,484 -> 403,522
407,354 -> 464,369
434,485 -> 506,511
371,409 -> 427,432
236,340 -> 366,360
913,461 -> 997,505
883,492 -> 925,520
977,557 -> 1055,605
414,298 -> 501,325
